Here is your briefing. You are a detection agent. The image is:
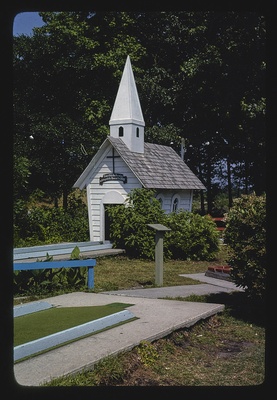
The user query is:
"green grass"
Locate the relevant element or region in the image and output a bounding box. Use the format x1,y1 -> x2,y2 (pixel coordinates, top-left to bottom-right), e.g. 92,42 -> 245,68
93,246 -> 228,292
14,245 -> 266,386
44,292 -> 266,387
14,245 -> 228,302
14,303 -> 133,346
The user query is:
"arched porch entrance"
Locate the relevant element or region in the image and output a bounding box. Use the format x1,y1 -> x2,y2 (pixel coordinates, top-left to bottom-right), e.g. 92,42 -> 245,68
101,191 -> 125,241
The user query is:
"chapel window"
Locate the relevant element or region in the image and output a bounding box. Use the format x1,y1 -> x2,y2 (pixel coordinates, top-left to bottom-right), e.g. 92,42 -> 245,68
136,127 -> 139,137
119,126 -> 124,137
156,194 -> 163,208
172,195 -> 180,212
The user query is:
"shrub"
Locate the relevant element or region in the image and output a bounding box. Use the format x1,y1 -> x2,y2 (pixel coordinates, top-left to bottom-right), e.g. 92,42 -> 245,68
14,191 -> 89,247
107,188 -> 166,259
13,250 -> 87,296
224,192 -> 266,300
165,211 -> 220,260
107,188 -> 220,260
14,266 -> 88,296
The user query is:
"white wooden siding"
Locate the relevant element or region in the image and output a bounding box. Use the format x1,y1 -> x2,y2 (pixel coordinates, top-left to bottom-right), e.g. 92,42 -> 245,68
86,143 -> 142,241
155,190 -> 192,214
85,142 -> 193,241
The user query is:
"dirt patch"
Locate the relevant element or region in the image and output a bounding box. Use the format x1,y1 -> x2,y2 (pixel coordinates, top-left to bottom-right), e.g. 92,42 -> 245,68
217,340 -> 254,359
119,367 -> 174,386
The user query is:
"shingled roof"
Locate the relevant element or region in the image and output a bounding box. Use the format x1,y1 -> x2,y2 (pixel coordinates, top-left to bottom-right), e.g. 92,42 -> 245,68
108,136 -> 205,190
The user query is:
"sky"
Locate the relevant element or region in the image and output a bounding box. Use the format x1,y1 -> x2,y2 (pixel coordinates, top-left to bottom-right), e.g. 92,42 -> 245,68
13,12 -> 45,36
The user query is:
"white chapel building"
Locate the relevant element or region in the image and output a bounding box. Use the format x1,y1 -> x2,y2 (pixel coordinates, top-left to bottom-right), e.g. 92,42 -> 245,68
73,56 -> 205,242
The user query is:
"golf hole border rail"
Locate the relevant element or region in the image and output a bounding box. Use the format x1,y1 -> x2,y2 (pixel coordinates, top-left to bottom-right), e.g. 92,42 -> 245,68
13,259 -> 96,290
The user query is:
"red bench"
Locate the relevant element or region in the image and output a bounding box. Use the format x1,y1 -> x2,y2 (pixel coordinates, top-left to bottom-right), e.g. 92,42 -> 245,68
212,217 -> 226,231
207,266 -> 231,274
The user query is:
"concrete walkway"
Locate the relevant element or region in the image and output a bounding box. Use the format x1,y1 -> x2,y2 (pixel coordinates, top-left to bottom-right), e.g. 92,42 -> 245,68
13,274 -> 242,387
101,273 -> 243,298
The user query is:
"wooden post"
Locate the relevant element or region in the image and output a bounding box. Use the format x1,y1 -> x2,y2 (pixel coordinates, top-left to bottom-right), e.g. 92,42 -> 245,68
87,265 -> 94,289
155,231 -> 164,285
147,224 -> 171,286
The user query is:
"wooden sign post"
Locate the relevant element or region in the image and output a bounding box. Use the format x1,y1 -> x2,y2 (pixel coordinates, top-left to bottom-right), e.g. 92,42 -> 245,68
147,224 -> 171,286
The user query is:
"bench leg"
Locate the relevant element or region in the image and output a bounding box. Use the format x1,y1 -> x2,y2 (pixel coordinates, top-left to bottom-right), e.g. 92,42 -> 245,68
87,266 -> 94,289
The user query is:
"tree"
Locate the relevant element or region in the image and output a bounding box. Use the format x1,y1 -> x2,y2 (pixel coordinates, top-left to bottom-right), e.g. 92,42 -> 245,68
13,16 -> 99,206
13,156 -> 31,242
13,11 -> 266,212
13,11 -> 148,207
131,11 -> 265,211
174,12 -> 265,209
224,193 -> 266,301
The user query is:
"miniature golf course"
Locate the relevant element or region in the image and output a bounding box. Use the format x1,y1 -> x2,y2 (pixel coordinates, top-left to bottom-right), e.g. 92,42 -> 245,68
14,302 -> 134,346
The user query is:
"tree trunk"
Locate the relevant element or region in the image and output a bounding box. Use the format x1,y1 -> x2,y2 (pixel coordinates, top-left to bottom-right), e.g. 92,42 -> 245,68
227,157 -> 232,208
62,188 -> 68,210
198,162 -> 206,215
206,158 -> 212,215
200,190 -> 205,215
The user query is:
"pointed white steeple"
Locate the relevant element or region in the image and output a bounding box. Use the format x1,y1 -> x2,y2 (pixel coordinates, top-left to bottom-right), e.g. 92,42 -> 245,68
109,55 -> 145,153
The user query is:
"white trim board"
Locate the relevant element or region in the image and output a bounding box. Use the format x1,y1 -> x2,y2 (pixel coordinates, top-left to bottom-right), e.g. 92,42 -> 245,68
14,310 -> 136,362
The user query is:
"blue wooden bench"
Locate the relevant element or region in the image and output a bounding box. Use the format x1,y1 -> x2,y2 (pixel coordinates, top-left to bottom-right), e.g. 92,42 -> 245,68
13,259 -> 96,289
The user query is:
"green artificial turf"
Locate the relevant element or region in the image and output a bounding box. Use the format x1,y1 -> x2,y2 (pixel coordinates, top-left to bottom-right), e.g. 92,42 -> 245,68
14,303 -> 133,346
